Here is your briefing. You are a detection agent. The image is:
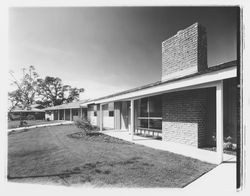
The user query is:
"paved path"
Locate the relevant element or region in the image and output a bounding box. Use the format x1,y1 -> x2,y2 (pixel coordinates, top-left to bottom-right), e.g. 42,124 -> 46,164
8,121 -> 73,132
185,161 -> 236,191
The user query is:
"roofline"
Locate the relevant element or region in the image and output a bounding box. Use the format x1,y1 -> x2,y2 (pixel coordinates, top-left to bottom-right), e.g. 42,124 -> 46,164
10,110 -> 45,113
85,65 -> 236,104
81,60 -> 236,105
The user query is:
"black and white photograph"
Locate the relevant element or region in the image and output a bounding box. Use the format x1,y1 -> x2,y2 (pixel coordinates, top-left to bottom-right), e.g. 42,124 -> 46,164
0,1 -> 248,195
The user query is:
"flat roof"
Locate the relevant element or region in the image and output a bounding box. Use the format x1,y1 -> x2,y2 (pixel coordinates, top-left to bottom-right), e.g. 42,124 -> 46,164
86,60 -> 237,104
10,108 -> 45,113
44,100 -> 89,111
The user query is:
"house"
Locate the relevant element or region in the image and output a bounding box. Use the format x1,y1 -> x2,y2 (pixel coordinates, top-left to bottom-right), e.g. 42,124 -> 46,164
44,100 -> 88,121
79,23 -> 238,164
8,104 -> 45,120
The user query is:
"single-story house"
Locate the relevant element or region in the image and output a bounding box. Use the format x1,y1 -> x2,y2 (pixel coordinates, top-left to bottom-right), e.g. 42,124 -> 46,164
44,100 -> 88,121
43,23 -> 238,164
79,23 -> 238,164
8,104 -> 45,120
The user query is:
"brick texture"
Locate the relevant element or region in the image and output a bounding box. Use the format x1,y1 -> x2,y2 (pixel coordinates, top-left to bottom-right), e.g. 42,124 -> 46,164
162,22 -> 207,81
162,88 -> 215,147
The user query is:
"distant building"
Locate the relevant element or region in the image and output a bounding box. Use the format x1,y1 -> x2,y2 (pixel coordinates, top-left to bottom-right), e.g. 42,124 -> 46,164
8,104 -> 45,120
44,100 -> 88,121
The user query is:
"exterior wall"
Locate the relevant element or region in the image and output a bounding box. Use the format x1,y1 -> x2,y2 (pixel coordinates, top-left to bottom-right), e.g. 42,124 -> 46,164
72,108 -> 80,121
88,110 -> 98,126
162,88 -> 215,147
103,116 -> 114,129
162,23 -> 207,81
101,103 -> 114,129
87,104 -> 98,126
45,111 -> 54,121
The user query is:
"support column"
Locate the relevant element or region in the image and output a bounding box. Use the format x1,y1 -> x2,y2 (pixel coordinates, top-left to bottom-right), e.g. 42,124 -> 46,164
70,108 -> 72,121
64,109 -> 66,120
216,81 -> 224,164
58,110 -> 60,120
100,104 -> 103,131
80,108 -> 83,119
130,99 -> 135,141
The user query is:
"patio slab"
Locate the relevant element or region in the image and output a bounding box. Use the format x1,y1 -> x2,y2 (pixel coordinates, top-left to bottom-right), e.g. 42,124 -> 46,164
102,130 -> 236,164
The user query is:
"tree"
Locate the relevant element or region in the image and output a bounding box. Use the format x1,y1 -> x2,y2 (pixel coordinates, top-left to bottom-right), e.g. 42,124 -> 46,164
37,76 -> 84,107
8,65 -> 39,111
8,66 -> 84,110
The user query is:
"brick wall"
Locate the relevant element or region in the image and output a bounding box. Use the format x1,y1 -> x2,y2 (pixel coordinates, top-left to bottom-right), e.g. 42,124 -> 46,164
162,88 -> 215,147
162,22 -> 207,81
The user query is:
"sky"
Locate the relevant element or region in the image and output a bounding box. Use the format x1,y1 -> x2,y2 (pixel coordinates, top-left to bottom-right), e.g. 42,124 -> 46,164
9,7 -> 238,100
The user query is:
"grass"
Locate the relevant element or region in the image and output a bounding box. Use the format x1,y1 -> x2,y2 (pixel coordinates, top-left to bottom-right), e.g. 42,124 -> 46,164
8,124 -> 215,187
8,120 -> 65,129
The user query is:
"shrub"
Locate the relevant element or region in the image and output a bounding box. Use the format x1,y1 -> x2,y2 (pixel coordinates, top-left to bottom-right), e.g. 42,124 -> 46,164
74,117 -> 97,135
27,114 -> 35,120
212,135 -> 236,151
19,120 -> 28,127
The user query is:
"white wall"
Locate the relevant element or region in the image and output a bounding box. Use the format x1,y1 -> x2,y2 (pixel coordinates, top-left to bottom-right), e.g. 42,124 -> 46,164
103,116 -> 114,129
45,112 -> 54,121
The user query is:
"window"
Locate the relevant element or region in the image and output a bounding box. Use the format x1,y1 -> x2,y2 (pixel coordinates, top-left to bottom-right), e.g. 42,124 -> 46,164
140,98 -> 148,117
149,95 -> 162,117
94,111 -> 97,116
109,111 -> 114,117
137,95 -> 162,131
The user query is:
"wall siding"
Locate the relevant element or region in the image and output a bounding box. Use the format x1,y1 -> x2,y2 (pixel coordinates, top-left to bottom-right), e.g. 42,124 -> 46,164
162,88 -> 215,147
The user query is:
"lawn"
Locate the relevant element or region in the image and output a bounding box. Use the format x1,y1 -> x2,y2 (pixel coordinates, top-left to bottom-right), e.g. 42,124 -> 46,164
8,120 -> 65,129
8,124 -> 215,187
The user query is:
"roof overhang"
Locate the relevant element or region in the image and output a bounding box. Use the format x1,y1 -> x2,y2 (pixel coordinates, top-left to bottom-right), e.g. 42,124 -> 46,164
91,66 -> 236,104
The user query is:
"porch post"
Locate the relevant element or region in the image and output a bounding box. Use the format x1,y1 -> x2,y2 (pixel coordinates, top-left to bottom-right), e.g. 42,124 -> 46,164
130,99 -> 135,141
216,81 -> 224,164
58,110 -> 60,120
80,107 -> 83,119
70,108 -> 72,121
100,104 -> 103,131
64,109 -> 66,120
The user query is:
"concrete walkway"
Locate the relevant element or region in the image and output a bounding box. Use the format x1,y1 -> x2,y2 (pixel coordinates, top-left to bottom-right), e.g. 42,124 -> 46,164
8,121 -> 73,132
185,161 -> 236,191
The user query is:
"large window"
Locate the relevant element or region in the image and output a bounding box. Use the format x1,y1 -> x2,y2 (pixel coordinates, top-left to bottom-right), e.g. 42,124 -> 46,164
137,95 -> 162,130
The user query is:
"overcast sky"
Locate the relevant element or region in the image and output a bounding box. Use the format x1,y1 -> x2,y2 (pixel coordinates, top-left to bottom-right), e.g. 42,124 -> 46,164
9,7 -> 238,100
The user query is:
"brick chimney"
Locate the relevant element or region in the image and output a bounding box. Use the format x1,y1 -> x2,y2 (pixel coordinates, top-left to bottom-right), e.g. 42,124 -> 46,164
161,22 -> 207,81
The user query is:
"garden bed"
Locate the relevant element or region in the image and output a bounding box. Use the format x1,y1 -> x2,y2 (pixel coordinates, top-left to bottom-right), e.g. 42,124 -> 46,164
202,147 -> 236,156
